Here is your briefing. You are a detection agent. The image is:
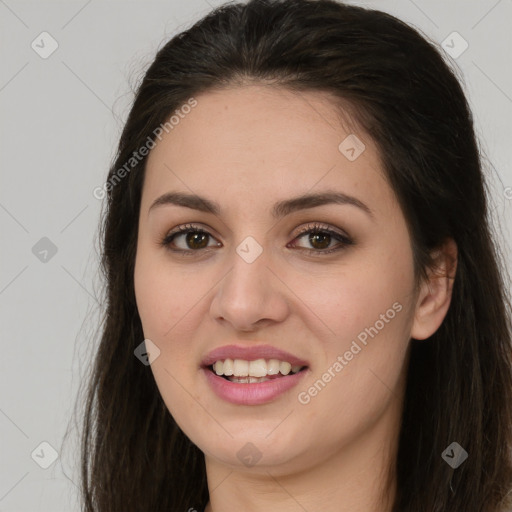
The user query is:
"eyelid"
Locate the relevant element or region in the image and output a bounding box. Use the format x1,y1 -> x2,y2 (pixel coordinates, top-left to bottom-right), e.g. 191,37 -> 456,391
163,221 -> 349,240
161,221 -> 354,255
293,221 -> 350,239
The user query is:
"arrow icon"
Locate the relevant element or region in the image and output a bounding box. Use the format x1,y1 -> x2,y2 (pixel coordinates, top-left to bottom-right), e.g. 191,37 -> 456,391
339,134 -> 365,161
134,339 -> 161,365
236,236 -> 263,263
31,31 -> 59,59
236,442 -> 262,467
32,238 -> 58,262
441,441 -> 468,468
441,32 -> 468,59
31,441 -> 58,468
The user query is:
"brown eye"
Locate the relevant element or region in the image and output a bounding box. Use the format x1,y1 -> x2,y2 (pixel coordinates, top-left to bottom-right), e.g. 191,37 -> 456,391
289,223 -> 354,255
307,232 -> 332,250
161,224 -> 221,253
184,231 -> 209,250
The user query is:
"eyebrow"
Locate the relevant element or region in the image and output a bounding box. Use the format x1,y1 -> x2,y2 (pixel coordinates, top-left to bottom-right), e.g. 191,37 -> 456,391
148,190 -> 374,220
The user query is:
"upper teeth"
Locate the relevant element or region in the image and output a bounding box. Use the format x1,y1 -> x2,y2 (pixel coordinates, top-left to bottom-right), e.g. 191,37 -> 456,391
212,359 -> 303,377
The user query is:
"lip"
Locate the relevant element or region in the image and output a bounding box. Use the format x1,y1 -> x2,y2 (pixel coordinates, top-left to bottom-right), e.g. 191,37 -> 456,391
200,344 -> 310,406
201,344 -> 309,368
202,366 -> 309,405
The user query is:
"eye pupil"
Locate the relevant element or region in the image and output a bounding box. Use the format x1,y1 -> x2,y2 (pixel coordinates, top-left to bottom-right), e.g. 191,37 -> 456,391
186,232 -> 208,249
309,232 -> 330,249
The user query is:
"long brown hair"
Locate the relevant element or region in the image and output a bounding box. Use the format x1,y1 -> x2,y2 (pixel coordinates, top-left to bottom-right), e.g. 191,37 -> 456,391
74,1 -> 512,510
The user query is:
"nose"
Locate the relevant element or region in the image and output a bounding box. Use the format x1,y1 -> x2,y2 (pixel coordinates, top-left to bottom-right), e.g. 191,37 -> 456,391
209,241 -> 291,332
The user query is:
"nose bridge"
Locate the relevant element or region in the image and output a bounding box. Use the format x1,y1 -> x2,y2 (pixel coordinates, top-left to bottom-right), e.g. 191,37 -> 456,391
226,234 -> 270,296
210,233 -> 289,329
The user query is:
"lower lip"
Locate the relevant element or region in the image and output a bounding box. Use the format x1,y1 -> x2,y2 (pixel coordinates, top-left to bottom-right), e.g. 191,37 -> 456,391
202,367 -> 308,405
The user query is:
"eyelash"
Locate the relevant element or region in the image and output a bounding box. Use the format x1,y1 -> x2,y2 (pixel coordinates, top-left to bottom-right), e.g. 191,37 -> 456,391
159,222 -> 354,257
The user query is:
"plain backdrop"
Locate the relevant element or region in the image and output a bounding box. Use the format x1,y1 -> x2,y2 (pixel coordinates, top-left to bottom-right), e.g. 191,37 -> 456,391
1,1 -> 511,510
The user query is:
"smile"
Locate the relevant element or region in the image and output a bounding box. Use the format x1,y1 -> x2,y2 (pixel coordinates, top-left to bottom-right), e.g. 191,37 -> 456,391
201,344 -> 310,405
210,358 -> 305,383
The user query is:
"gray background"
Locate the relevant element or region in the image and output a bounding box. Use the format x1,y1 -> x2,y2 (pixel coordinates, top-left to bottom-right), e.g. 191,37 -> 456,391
1,1 -> 511,510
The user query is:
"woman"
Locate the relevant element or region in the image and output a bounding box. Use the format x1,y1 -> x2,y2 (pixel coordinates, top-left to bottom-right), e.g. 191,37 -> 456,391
78,0 -> 512,511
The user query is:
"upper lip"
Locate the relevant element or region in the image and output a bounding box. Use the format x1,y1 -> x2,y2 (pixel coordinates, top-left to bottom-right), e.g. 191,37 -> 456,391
201,344 -> 309,368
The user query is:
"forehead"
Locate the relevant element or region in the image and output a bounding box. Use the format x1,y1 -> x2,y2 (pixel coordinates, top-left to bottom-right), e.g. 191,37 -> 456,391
147,84 -> 369,164
142,84 -> 394,219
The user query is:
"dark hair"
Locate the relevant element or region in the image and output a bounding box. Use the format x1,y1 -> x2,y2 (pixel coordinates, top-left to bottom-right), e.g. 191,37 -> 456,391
77,0 -> 512,510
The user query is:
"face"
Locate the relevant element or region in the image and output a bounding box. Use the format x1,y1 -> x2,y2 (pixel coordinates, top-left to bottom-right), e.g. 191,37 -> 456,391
134,84 -> 419,475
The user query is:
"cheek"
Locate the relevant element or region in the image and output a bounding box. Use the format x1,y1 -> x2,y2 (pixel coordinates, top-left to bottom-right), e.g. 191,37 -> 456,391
290,250 -> 414,347
294,287 -> 412,456
292,244 -> 415,407
134,258 -> 169,339
134,250 -> 204,340
134,252 -> 208,427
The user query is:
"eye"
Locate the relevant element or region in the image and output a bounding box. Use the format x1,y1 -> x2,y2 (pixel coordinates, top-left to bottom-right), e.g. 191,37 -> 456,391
160,222 -> 354,256
160,223 -> 221,254
288,222 -> 354,255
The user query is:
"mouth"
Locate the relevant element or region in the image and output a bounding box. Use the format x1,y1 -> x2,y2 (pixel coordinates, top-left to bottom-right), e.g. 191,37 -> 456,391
206,358 -> 308,384
200,344 -> 310,405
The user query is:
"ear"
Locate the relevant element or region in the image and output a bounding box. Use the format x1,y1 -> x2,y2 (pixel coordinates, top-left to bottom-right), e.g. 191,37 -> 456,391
410,238 -> 458,340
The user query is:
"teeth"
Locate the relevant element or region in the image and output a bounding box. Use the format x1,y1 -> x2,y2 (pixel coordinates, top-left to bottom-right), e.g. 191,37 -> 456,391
267,359 -> 280,375
249,359 -> 267,377
213,360 -> 223,375
233,359 -> 249,376
210,358 -> 305,378
230,376 -> 270,384
279,361 -> 291,375
222,358 -> 234,376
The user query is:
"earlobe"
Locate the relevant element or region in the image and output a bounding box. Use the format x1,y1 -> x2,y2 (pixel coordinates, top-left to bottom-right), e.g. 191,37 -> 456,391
410,238 -> 458,341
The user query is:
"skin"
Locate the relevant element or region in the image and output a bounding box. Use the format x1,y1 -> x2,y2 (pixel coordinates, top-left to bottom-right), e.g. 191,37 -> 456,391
134,84 -> 457,512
